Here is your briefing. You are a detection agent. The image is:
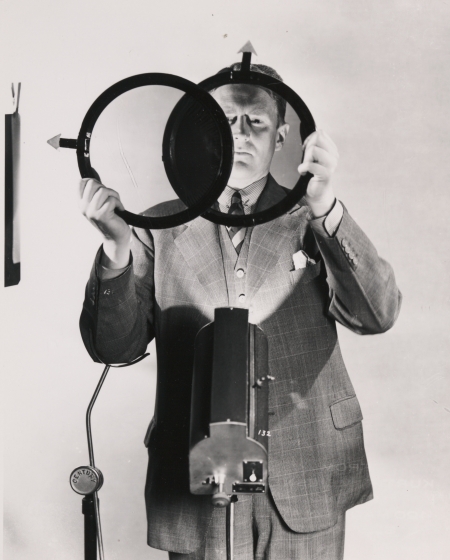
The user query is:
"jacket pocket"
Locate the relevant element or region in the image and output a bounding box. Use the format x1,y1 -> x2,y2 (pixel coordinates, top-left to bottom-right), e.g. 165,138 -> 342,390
330,395 -> 363,430
144,417 -> 155,447
290,259 -> 322,285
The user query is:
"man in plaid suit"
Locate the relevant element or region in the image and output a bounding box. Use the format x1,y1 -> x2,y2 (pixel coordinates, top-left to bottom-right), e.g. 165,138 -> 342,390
79,64 -> 401,559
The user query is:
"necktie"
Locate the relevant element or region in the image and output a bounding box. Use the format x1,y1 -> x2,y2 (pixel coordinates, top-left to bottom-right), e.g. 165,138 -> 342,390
227,191 -> 246,254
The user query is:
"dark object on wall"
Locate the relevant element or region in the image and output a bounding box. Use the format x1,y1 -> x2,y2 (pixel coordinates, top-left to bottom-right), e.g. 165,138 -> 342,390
4,83 -> 21,287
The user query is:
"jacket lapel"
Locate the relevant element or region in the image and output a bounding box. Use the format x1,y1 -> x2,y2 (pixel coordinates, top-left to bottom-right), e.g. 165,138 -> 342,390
173,217 -> 229,307
246,176 -> 310,302
172,175 -> 311,307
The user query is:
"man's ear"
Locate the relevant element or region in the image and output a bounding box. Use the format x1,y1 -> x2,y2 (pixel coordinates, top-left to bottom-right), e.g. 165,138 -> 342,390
275,123 -> 290,152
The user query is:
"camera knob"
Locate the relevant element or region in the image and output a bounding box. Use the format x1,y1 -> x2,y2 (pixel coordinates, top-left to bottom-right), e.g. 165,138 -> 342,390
70,466 -> 103,495
211,492 -> 230,508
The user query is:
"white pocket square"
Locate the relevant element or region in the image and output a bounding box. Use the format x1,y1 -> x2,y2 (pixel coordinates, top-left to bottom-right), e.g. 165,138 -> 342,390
293,250 -> 316,270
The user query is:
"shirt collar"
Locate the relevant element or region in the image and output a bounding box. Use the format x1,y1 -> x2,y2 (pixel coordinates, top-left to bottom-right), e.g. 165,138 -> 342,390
217,175 -> 268,211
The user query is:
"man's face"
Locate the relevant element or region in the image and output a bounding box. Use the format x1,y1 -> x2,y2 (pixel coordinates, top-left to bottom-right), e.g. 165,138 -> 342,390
211,84 -> 289,189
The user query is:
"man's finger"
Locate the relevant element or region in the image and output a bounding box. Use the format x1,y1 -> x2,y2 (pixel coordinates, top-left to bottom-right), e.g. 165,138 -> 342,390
83,185 -> 120,212
98,194 -> 125,214
80,178 -> 105,204
89,186 -> 111,213
79,178 -> 90,199
302,131 -> 318,150
317,130 -> 339,157
87,187 -> 122,214
298,161 -> 329,178
303,145 -> 337,170
79,177 -> 101,199
303,130 -> 339,159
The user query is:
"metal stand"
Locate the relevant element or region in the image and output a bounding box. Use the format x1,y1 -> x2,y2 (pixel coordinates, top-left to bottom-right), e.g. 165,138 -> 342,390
69,364 -> 110,560
70,354 -> 148,560
82,364 -> 110,560
82,494 -> 98,560
226,500 -> 235,560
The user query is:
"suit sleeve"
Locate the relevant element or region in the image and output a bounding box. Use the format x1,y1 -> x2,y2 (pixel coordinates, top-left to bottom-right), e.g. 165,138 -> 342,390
79,227 -> 155,364
310,206 -> 402,335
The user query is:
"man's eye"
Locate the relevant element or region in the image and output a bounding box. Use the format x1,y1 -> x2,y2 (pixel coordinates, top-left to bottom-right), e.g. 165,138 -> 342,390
227,117 -> 237,124
250,118 -> 262,124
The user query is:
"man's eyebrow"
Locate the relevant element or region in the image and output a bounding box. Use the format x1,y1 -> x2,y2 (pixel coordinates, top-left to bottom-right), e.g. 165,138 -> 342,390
247,106 -> 271,115
221,104 -> 271,116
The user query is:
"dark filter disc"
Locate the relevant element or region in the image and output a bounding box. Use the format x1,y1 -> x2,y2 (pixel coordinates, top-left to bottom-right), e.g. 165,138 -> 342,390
163,93 -> 229,209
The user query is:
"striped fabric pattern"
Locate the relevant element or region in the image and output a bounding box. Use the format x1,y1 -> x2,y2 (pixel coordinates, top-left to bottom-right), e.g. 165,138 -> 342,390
227,191 -> 246,253
217,175 -> 268,215
218,175 -> 268,254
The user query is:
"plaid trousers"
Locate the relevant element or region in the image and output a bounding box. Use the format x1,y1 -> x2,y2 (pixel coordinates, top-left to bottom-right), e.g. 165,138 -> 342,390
168,490 -> 345,560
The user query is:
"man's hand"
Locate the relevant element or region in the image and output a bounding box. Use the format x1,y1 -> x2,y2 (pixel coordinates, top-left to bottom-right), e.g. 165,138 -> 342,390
79,178 -> 131,268
298,130 -> 339,218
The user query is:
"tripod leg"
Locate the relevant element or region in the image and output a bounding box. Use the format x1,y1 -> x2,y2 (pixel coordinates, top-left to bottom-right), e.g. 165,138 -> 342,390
226,501 -> 235,560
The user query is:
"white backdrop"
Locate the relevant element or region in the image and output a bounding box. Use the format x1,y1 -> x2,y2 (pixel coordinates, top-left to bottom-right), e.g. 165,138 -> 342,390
1,1 -> 449,559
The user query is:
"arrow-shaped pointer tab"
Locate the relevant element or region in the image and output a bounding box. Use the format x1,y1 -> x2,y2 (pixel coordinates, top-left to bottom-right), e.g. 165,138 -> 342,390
47,134 -> 77,150
238,41 -> 257,56
238,41 -> 257,73
47,134 -> 61,149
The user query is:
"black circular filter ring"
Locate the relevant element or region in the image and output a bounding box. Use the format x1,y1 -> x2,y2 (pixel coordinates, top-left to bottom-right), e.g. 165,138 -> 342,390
194,70 -> 316,227
77,73 -> 234,229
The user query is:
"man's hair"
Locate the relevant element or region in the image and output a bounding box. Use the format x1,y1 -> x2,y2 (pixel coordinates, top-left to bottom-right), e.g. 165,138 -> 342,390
214,62 -> 287,126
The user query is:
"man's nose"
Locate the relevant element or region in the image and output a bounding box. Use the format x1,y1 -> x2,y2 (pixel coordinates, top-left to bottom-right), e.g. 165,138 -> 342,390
231,116 -> 250,140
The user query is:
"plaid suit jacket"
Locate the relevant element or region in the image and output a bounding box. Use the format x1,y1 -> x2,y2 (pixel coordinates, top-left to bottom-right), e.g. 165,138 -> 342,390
80,176 -> 401,553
